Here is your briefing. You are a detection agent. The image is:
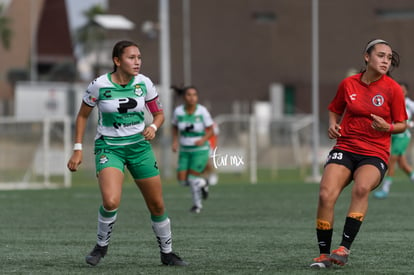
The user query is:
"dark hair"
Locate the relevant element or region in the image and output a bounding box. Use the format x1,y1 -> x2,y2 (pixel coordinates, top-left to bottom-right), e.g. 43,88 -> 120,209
399,81 -> 409,90
171,85 -> 198,96
111,40 -> 139,72
362,39 -> 400,75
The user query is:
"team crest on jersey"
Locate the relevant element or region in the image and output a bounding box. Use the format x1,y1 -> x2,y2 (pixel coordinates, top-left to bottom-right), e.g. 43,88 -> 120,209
134,84 -> 144,97
372,95 -> 384,106
99,155 -> 109,164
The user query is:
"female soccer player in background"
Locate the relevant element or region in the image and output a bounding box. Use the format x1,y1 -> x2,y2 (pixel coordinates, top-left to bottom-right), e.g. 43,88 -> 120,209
374,82 -> 414,199
311,39 -> 407,268
67,40 -> 187,267
171,86 -> 214,213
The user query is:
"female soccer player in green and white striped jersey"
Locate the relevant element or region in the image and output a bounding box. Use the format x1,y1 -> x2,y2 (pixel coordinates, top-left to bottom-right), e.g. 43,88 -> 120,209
67,40 -> 187,267
171,86 -> 214,213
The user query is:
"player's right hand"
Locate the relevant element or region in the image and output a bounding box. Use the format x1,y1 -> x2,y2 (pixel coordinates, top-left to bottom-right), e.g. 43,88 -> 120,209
328,123 -> 341,139
172,141 -> 178,152
67,151 -> 82,172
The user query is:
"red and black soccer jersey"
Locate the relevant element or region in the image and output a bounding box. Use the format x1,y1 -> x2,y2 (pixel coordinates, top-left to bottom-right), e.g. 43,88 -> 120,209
328,73 -> 407,163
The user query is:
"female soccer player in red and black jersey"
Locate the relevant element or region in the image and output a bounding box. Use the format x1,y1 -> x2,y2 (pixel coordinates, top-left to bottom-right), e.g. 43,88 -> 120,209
310,39 -> 407,268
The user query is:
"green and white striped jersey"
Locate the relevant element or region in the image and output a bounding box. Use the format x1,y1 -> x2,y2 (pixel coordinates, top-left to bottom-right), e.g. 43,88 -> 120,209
172,104 -> 213,150
394,97 -> 414,138
83,73 -> 159,139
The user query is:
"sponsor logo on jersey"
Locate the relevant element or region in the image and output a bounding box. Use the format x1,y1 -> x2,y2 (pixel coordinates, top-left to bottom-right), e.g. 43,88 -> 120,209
103,90 -> 112,98
372,94 -> 384,106
117,97 -> 138,113
350,93 -> 357,100
185,123 -> 194,132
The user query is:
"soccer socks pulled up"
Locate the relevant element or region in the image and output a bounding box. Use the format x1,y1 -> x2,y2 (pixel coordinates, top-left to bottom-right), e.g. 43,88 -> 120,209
340,215 -> 363,250
152,214 -> 172,254
316,219 -> 333,254
96,205 -> 117,247
188,175 -> 206,208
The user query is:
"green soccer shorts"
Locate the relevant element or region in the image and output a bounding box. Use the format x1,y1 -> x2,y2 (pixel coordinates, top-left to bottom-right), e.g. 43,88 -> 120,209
177,148 -> 210,173
94,135 -> 160,180
390,135 -> 411,156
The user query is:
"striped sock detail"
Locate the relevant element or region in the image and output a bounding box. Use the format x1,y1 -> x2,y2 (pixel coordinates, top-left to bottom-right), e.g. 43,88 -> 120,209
99,205 -> 117,218
151,212 -> 168,223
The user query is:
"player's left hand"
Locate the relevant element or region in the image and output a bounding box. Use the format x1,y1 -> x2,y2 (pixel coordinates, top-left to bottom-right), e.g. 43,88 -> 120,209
370,114 -> 390,132
194,139 -> 205,146
143,126 -> 156,140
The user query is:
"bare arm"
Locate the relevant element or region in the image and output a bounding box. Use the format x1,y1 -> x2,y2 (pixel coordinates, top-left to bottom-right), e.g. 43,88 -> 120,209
194,126 -> 214,146
172,126 -> 179,152
371,114 -> 407,134
67,102 -> 94,172
328,111 -> 342,139
142,111 -> 164,141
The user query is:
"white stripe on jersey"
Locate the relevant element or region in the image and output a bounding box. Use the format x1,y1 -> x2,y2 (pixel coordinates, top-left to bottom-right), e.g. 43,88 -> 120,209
172,104 -> 213,147
83,73 -> 159,139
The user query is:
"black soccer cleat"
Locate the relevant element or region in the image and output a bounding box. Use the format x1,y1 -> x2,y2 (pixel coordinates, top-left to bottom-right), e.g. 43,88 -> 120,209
161,251 -> 188,266
189,205 -> 201,214
201,180 -> 209,200
85,244 -> 108,266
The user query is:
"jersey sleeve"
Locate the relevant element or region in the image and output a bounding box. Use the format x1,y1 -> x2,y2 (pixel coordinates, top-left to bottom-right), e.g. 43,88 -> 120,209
201,106 -> 214,127
328,79 -> 347,115
171,107 -> 179,126
406,98 -> 414,119
391,84 -> 408,123
144,77 -> 158,102
83,78 -> 100,107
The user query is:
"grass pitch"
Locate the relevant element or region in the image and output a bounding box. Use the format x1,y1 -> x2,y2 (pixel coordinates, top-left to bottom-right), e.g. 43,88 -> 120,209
1,170 -> 414,274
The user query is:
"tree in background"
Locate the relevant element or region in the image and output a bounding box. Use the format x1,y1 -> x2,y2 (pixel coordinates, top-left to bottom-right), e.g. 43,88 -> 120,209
0,4 -> 12,50
75,4 -> 106,78
75,4 -> 105,54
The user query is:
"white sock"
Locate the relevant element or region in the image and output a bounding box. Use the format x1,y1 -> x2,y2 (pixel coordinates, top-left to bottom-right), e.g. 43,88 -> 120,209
382,178 -> 393,193
208,173 -> 218,185
410,172 -> 414,182
96,206 -> 117,247
188,175 -> 206,208
152,217 -> 172,253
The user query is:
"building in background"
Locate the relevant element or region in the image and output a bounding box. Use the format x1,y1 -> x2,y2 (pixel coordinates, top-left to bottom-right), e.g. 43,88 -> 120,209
2,0 -> 414,124
107,0 -> 414,123
0,0 -> 74,115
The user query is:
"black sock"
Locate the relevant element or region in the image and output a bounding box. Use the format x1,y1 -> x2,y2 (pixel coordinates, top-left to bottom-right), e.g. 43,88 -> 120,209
316,228 -> 333,254
340,217 -> 362,250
